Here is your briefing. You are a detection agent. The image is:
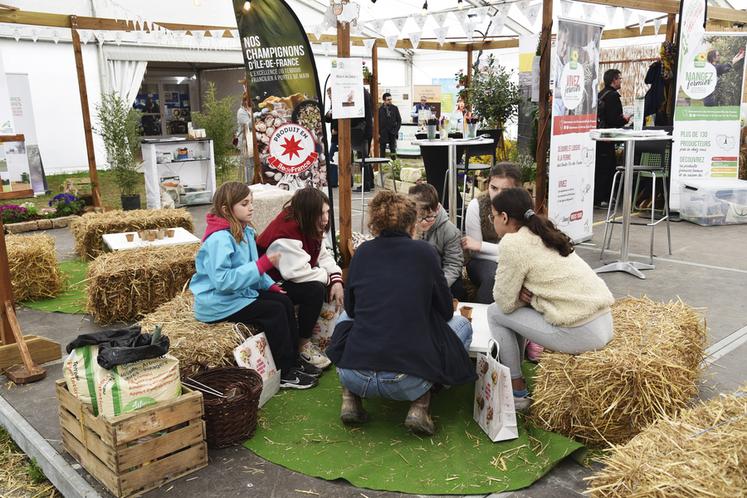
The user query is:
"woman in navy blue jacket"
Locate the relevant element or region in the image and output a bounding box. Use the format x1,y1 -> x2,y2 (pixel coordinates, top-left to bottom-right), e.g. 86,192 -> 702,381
326,191 -> 475,436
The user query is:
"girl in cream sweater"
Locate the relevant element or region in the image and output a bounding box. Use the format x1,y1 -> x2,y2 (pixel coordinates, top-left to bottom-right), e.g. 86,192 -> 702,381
487,188 -> 614,410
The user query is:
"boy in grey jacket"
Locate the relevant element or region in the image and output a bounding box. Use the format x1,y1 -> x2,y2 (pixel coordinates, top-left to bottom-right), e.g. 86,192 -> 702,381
409,183 -> 466,299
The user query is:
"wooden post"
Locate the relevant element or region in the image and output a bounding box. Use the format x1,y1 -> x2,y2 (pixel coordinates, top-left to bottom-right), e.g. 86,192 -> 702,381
70,15 -> 102,208
0,218 -> 16,346
664,13 -> 677,124
337,20 -> 353,268
371,43 -> 380,158
534,0 -> 553,213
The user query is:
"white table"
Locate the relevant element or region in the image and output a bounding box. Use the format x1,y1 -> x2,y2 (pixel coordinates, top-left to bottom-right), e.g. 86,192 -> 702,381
102,227 -> 200,251
454,302 -> 492,357
412,137 -> 494,225
592,132 -> 673,279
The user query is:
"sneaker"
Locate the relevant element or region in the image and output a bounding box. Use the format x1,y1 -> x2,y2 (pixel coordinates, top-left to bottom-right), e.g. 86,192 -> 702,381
280,368 -> 318,389
513,396 -> 532,412
300,342 -> 332,369
296,357 -> 323,377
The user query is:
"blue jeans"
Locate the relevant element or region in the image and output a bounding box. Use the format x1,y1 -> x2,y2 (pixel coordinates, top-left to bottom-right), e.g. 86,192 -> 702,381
336,312 -> 472,401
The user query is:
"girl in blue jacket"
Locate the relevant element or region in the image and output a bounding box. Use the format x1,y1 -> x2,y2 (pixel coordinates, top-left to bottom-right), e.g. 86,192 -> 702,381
189,182 -> 319,389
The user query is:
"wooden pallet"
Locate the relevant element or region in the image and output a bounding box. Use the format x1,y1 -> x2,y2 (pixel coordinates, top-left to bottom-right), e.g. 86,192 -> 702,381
56,379 -> 207,497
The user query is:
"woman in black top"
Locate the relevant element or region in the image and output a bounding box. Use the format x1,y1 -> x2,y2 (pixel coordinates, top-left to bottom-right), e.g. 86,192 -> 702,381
326,191 -> 475,436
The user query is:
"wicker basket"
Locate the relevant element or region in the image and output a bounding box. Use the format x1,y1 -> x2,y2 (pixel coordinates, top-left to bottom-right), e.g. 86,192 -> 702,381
191,367 -> 263,448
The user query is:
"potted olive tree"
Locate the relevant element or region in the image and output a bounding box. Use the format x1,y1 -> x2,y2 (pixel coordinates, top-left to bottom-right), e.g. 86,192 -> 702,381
467,55 -> 522,158
96,93 -> 142,210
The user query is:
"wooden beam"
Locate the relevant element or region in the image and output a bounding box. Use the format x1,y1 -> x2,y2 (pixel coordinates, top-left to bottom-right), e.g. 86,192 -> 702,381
371,44 -> 380,158
337,21 -> 352,269
535,0 -> 552,214
70,16 -> 102,208
665,13 -> 677,125
581,0 -> 747,24
0,190 -> 34,200
0,218 -> 16,345
0,10 -> 70,28
0,134 -> 25,142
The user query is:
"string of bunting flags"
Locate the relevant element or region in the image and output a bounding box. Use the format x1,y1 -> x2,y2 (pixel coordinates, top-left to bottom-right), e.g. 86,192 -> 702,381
0,0 -> 666,50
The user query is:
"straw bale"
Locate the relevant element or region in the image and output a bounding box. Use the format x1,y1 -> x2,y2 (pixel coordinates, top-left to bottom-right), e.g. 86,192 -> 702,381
586,385 -> 747,497
139,291 -> 254,377
530,297 -> 707,448
5,233 -> 63,302
86,244 -> 198,324
70,208 -> 194,259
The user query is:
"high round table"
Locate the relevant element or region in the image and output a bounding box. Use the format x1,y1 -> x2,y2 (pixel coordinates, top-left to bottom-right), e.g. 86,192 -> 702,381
592,132 -> 673,279
412,136 -> 494,225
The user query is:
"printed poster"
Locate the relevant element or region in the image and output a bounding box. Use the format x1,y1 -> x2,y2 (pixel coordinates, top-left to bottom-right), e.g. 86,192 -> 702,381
233,0 -> 329,190
330,57 -> 364,120
548,19 -> 603,242
671,30 -> 746,209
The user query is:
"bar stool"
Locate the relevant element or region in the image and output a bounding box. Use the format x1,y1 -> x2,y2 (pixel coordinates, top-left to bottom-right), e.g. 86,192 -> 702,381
354,157 -> 390,232
600,156 -> 672,264
442,144 -> 495,231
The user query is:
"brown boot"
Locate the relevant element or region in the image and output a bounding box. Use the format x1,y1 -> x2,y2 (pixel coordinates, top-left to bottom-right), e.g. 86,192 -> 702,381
404,390 -> 435,436
340,387 -> 368,425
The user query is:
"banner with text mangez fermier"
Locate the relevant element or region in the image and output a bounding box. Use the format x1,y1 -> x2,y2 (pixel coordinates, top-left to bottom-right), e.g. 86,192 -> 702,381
548,18 -> 603,242
233,0 -> 328,189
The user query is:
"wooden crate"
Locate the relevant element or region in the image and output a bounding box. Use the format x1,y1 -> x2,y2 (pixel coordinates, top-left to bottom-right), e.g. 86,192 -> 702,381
56,379 -> 207,497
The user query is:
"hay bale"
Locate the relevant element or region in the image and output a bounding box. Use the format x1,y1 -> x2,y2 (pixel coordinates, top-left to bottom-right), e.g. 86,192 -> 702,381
530,297 -> 707,448
586,385 -> 747,497
139,291 -> 254,377
86,244 -> 198,324
249,185 -> 292,235
70,208 -> 194,259
6,234 -> 63,302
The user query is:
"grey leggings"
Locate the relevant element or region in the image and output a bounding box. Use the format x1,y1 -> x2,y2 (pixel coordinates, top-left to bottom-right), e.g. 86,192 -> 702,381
487,303 -> 613,379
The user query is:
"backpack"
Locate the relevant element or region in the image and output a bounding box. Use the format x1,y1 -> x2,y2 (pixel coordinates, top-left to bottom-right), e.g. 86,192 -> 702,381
597,89 -> 614,129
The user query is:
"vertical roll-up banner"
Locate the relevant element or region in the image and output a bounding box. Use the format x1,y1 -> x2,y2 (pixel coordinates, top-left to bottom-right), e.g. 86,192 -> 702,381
233,0 -> 329,190
671,0 -> 746,209
548,19 -> 603,243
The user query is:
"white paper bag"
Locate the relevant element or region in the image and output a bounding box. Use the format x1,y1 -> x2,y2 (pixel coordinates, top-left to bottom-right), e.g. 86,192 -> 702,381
474,340 -> 519,442
233,323 -> 280,407
311,302 -> 340,351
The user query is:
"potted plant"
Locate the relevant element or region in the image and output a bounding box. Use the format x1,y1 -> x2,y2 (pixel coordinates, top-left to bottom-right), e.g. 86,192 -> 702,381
192,82 -> 237,183
466,55 -> 522,153
96,93 -> 142,210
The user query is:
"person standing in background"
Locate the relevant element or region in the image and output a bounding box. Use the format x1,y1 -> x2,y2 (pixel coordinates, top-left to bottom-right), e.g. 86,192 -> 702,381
411,96 -> 432,124
235,92 -> 254,183
594,69 -> 631,207
378,92 -> 402,158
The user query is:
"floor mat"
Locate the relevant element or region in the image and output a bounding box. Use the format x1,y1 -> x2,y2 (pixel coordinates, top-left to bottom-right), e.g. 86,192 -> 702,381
22,260 -> 88,314
244,371 -> 583,495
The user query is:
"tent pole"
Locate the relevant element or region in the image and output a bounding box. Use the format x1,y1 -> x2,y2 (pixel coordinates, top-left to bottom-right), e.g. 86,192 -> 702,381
70,15 -> 102,209
371,43 -> 380,158
337,18 -> 353,268
534,0 -> 552,214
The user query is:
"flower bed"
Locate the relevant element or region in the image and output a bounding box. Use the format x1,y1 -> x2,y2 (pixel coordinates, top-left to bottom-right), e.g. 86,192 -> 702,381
1,194 -> 85,233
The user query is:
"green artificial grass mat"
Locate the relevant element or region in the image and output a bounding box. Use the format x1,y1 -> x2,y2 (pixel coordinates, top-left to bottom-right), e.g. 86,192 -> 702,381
22,260 -> 88,314
244,371 -> 583,495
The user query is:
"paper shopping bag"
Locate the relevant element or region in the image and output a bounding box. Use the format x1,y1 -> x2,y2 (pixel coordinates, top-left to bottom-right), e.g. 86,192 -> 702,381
474,340 -> 519,442
311,302 -> 340,351
233,323 -> 280,407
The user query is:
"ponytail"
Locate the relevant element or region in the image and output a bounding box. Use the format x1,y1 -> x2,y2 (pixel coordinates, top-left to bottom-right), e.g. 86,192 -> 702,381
491,188 -> 574,257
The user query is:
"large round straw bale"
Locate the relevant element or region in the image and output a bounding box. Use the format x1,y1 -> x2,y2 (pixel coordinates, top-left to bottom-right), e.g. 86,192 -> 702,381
139,291 -> 256,377
586,385 -> 747,497
86,244 -> 198,323
70,208 -> 194,259
530,297 -> 707,448
6,233 -> 63,301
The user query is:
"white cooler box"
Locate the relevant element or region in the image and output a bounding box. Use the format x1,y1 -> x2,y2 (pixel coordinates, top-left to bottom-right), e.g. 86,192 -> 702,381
679,178 -> 747,226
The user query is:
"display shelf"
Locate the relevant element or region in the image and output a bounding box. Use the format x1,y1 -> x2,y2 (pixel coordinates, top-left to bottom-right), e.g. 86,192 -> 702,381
142,139 -> 216,209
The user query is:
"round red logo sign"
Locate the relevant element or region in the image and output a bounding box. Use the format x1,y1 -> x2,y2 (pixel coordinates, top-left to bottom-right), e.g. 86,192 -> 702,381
267,123 -> 318,175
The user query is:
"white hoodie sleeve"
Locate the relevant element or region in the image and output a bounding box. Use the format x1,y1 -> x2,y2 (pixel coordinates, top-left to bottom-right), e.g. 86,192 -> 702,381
267,238 -> 330,284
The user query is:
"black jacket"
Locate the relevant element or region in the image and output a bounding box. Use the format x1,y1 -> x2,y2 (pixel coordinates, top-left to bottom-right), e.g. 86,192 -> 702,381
350,88 -> 373,144
326,230 -> 475,386
378,103 -> 402,135
598,86 -> 627,129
